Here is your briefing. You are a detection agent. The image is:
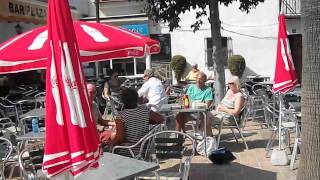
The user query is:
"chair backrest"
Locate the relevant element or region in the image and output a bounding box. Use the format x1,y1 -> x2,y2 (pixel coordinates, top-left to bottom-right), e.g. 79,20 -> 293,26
0,97 -> 20,122
0,137 -> 13,179
18,141 -> 45,179
16,99 -> 37,114
112,124 -> 162,158
0,117 -> 16,130
137,131 -> 195,180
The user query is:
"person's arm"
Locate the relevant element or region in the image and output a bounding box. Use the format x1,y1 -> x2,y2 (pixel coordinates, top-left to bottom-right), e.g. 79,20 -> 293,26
109,119 -> 125,145
205,100 -> 213,108
137,81 -> 149,97
205,87 -> 214,108
149,110 -> 165,124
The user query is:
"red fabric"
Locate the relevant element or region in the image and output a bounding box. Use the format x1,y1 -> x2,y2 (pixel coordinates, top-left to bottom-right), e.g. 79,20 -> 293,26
273,14 -> 298,93
0,22 -> 160,74
42,0 -> 100,177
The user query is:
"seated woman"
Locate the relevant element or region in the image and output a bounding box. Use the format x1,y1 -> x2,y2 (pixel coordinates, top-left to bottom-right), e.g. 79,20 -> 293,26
99,88 -> 164,155
209,76 -> 244,125
102,81 -> 120,121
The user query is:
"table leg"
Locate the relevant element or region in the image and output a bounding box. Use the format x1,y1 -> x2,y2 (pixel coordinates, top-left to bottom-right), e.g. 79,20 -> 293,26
203,112 -> 207,157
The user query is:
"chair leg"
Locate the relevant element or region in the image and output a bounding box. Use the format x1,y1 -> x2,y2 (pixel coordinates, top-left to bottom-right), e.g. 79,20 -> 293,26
265,129 -> 277,157
230,128 -> 239,143
216,123 -> 222,148
290,138 -> 300,170
237,127 -> 249,150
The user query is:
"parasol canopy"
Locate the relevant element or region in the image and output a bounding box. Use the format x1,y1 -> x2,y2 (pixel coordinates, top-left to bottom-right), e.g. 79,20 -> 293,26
0,21 -> 160,74
42,0 -> 100,177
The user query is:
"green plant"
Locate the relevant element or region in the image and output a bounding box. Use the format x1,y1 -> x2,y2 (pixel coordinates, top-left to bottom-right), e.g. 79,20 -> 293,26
227,55 -> 246,78
170,55 -> 187,81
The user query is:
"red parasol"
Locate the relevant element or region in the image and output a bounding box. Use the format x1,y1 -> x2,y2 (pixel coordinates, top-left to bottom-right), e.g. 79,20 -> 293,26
0,22 -> 160,74
273,14 -> 298,93
42,0 -> 100,177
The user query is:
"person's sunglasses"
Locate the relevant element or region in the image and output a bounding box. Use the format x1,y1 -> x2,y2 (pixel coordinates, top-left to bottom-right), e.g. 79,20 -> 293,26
228,82 -> 235,85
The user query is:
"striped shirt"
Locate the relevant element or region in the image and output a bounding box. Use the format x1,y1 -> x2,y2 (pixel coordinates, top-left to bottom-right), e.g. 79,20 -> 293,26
115,105 -> 151,157
118,105 -> 150,143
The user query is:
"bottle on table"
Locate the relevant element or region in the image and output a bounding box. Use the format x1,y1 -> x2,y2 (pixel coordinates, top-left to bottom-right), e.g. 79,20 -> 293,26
183,94 -> 190,108
32,117 -> 39,133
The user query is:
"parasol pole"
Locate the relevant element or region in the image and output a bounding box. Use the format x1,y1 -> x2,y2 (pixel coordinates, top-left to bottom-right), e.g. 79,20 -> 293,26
146,54 -> 151,69
278,92 -> 283,150
134,58 -> 137,75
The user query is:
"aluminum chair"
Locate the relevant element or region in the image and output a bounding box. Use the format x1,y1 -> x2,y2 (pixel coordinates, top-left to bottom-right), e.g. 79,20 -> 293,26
112,124 -> 162,157
16,99 -> 37,115
214,100 -> 249,150
18,141 -> 46,180
114,131 -> 195,180
0,97 -> 20,123
0,137 -> 14,180
138,131 -> 195,180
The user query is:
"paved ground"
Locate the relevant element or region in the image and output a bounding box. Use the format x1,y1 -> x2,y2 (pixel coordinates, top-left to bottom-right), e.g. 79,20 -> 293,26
160,118 -> 298,180
7,119 -> 298,180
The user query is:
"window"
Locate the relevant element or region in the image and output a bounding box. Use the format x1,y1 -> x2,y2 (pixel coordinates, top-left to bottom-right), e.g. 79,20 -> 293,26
150,34 -> 172,63
205,37 -> 233,67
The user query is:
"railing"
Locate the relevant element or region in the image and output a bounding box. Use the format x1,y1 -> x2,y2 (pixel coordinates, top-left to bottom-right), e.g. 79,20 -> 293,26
281,0 -> 301,16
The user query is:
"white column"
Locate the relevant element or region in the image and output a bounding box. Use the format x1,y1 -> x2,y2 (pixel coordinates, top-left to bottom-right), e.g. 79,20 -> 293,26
146,55 -> 151,69
134,58 -> 137,75
110,59 -> 113,69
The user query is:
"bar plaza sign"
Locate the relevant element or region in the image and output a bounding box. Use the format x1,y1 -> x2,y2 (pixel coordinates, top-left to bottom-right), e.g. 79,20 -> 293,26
0,0 -> 78,24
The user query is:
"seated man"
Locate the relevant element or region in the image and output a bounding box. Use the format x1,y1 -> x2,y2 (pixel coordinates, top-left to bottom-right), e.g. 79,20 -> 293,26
138,69 -> 167,112
209,76 -> 244,125
176,72 -> 214,137
87,83 -> 115,128
185,63 -> 200,81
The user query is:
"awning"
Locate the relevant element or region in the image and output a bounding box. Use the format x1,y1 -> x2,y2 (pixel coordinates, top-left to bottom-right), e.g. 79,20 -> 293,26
0,0 -> 79,24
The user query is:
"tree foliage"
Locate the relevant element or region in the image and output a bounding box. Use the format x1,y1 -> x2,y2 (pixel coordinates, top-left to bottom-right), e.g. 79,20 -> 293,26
170,55 -> 187,81
145,0 -> 265,102
227,55 -> 246,78
145,0 -> 265,32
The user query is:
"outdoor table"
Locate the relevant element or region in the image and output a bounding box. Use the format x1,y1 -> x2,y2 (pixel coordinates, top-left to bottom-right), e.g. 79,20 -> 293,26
20,108 -> 45,118
77,152 -> 159,180
159,103 -> 209,156
16,131 -> 45,141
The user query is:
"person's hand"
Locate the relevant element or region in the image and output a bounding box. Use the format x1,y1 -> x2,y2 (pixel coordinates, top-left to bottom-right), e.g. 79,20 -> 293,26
100,130 -> 112,143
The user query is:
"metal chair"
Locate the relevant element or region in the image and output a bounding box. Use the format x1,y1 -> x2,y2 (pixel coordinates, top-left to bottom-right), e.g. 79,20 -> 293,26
15,99 -> 37,115
0,137 -> 14,180
290,115 -> 301,170
112,124 -> 162,157
114,131 -> 195,180
18,141 -> 46,180
0,97 -> 20,123
214,101 -> 250,150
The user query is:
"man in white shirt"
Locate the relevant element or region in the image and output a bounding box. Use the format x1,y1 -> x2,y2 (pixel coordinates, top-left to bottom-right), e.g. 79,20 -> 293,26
138,69 -> 167,112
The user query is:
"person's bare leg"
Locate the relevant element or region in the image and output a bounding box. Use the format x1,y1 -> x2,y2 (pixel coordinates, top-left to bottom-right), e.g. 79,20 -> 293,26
176,113 -> 186,132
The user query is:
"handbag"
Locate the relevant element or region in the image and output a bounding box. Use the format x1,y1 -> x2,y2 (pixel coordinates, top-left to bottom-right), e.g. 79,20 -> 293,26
196,136 -> 217,156
208,147 -> 236,165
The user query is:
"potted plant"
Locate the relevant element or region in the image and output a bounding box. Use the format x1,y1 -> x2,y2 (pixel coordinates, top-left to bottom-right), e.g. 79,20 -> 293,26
170,55 -> 187,82
227,55 -> 246,78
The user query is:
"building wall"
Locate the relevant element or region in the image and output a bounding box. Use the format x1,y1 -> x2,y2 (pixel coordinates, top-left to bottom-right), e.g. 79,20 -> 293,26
87,0 -> 145,17
163,0 -> 279,80
286,18 -> 302,35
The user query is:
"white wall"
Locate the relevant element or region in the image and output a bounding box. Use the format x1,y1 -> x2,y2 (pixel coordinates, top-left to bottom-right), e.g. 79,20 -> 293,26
162,0 -> 279,80
88,0 -> 145,17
